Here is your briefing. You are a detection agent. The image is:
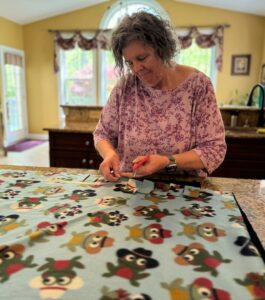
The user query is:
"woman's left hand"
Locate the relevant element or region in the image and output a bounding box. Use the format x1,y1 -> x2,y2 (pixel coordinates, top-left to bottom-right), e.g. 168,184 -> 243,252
120,154 -> 169,178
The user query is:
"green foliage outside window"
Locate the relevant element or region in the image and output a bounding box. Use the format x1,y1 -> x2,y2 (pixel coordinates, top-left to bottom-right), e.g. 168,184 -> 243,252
178,42 -> 213,77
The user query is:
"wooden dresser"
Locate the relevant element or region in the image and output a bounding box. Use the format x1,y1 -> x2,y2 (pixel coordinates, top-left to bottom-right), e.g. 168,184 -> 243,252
44,122 -> 102,169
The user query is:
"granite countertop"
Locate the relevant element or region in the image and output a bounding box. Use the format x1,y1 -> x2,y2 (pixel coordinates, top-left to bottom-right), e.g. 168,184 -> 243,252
44,122 -> 265,139
1,164 -> 264,248
43,121 -> 98,133
225,127 -> 265,139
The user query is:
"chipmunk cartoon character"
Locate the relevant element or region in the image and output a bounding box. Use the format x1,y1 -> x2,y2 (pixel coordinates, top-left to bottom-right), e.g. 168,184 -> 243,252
25,221 -> 67,246
0,244 -> 37,282
235,271 -> 265,300
61,230 -> 114,254
44,204 -> 82,219
0,214 -> 26,236
10,196 -> 48,211
95,196 -> 129,208
134,205 -> 174,222
30,256 -> 84,299
126,223 -> 172,244
100,286 -> 151,300
178,204 -> 215,219
103,247 -> 159,286
85,210 -> 128,227
178,222 -> 226,242
172,242 -> 231,277
33,186 -> 65,196
8,179 -> 40,188
162,277 -> 231,300
61,189 -> 97,202
0,189 -> 20,200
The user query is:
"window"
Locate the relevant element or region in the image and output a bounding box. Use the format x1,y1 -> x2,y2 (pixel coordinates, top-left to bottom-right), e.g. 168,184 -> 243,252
58,1 -> 217,108
178,42 -> 216,86
59,46 -> 96,106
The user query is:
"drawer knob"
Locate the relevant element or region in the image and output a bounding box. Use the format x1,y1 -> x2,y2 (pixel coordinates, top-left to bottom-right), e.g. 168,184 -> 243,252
85,141 -> 90,146
88,159 -> 94,165
81,158 -> 87,164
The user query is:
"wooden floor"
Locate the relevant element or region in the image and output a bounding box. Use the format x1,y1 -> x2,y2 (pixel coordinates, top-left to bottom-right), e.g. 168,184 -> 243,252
0,141 -> 49,167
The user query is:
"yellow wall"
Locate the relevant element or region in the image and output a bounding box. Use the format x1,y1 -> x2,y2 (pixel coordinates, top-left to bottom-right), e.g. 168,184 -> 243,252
21,0 -> 265,133
0,17 -> 24,48
160,0 -> 265,104
0,17 -> 24,111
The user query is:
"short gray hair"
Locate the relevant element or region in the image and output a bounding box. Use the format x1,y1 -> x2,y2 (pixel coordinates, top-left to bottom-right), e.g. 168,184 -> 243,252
111,11 -> 178,73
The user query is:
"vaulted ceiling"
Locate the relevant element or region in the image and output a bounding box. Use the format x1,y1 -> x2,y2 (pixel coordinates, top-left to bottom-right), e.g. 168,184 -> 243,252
0,0 -> 264,25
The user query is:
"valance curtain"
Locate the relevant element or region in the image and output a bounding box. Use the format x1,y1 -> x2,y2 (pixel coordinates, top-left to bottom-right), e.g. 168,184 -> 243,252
52,25 -> 225,72
177,26 -> 225,71
53,30 -> 112,72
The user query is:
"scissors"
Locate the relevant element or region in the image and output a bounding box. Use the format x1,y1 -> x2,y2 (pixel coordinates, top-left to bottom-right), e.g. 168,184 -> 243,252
132,155 -> 150,177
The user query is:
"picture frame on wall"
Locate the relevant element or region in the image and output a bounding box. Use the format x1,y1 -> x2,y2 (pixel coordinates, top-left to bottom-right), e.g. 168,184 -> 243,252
261,64 -> 265,84
231,54 -> 251,75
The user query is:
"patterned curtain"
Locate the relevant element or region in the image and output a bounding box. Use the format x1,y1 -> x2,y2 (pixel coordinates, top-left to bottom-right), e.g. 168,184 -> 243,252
177,26 -> 225,71
53,30 -> 112,72
52,25 -> 225,72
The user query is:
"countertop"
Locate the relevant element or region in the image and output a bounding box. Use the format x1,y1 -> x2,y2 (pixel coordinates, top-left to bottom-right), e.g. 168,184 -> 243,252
1,164 -> 264,249
43,121 -> 97,133
44,122 -> 265,139
225,127 -> 265,139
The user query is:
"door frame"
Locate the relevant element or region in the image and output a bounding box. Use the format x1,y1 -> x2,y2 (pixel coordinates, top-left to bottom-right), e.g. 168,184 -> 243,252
0,45 -> 28,146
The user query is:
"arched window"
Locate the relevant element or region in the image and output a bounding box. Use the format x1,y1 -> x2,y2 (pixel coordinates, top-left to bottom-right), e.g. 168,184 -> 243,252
99,0 -> 169,105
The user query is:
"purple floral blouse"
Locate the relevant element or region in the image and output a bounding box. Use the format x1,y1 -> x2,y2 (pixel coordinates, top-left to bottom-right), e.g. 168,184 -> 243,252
94,70 -> 226,177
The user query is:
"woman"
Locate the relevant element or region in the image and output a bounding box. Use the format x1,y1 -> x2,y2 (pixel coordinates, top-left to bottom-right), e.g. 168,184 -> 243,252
93,11 -> 226,182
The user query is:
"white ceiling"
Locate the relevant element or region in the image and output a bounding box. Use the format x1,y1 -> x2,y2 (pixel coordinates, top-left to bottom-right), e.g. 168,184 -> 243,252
0,0 -> 265,25
176,0 -> 265,17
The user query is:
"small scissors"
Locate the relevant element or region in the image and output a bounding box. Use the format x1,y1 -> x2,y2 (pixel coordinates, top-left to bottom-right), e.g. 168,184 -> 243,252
132,155 -> 150,177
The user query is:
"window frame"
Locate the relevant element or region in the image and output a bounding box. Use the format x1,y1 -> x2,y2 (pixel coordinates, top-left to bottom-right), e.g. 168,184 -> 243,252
57,46 -> 97,120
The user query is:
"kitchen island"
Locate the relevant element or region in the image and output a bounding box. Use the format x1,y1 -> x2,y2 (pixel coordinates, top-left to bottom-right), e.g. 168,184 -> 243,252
44,122 -> 265,179
0,164 -> 264,299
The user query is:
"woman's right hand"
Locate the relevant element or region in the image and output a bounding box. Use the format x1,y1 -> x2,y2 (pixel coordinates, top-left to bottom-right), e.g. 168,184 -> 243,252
99,151 -> 120,182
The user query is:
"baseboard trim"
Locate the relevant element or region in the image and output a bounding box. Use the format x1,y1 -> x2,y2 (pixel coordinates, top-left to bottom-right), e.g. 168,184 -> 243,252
28,133 -> 48,140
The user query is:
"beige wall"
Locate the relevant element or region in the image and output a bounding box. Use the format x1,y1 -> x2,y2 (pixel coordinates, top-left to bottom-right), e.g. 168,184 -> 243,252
8,0 -> 265,133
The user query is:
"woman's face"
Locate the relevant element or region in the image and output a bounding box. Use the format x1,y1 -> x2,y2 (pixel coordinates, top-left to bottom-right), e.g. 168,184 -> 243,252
122,40 -> 166,89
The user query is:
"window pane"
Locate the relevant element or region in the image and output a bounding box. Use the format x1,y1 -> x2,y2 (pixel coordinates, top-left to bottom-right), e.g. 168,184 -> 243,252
178,42 -> 213,77
4,64 -> 23,131
61,48 -> 96,105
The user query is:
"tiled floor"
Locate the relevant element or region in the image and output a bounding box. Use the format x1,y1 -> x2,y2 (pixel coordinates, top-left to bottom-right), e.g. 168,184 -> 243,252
0,141 -> 49,167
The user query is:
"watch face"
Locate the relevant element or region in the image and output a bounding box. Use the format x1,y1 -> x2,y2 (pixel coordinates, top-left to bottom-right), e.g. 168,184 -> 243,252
166,165 -> 177,173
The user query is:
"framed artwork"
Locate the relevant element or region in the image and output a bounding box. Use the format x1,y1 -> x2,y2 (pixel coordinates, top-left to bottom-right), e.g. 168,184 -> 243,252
231,54 -> 251,75
261,64 -> 265,84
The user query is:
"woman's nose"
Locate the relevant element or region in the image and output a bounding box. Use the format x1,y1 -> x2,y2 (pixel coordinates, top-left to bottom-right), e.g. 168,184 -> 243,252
132,61 -> 143,73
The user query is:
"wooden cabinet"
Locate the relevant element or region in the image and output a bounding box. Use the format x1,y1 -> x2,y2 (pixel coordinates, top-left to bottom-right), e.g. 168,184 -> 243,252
212,137 -> 265,179
48,131 -> 102,169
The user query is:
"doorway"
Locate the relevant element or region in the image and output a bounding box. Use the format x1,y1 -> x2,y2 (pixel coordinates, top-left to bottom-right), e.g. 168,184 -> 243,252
0,46 -> 28,146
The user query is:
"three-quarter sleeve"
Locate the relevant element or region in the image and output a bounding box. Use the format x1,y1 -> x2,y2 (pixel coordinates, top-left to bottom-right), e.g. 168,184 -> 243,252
93,84 -> 121,148
192,76 -> 227,175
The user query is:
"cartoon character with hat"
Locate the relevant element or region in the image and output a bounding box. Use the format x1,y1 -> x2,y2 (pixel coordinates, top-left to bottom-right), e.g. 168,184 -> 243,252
103,247 -> 159,286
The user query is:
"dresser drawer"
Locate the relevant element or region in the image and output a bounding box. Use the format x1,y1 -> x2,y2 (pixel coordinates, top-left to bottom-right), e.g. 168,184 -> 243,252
49,132 -> 94,150
50,149 -> 102,169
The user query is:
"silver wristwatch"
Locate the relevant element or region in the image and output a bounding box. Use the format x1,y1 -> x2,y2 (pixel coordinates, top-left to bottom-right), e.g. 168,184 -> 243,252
165,155 -> 177,172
